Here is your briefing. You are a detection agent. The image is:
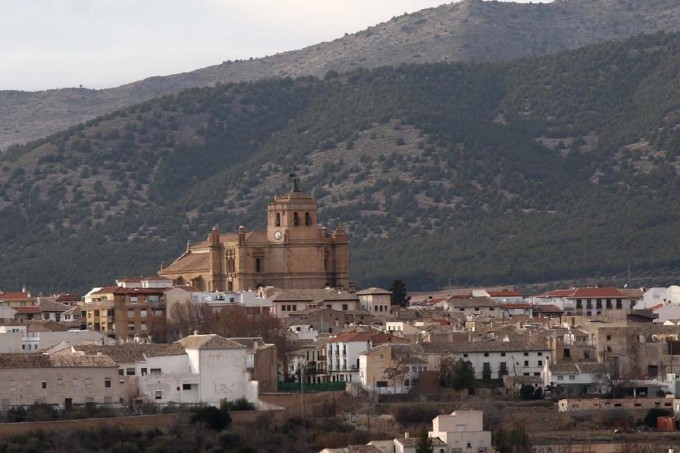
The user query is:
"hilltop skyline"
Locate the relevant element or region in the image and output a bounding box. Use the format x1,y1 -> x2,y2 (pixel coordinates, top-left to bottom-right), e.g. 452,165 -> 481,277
2,0 -> 549,91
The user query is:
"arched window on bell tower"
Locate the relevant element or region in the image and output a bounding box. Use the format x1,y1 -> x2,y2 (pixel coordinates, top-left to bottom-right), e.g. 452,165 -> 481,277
275,213 -> 281,227
294,212 -> 300,226
255,258 -> 262,273
305,212 -> 311,226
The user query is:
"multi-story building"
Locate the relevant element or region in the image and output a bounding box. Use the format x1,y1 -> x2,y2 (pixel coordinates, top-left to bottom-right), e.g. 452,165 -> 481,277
83,286 -> 167,341
158,180 -> 350,291
260,287 -> 359,317
359,343 -> 427,394
357,288 -> 392,315
424,337 -> 552,380
75,333 -> 260,407
327,330 -> 406,382
533,287 -> 642,319
0,353 -> 121,410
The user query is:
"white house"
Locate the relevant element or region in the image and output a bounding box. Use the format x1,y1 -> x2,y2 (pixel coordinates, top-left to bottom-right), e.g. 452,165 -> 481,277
429,410 -> 492,453
638,286 -> 680,309
424,337 -> 552,380
75,333 -> 259,407
542,362 -> 609,396
356,288 -> 392,315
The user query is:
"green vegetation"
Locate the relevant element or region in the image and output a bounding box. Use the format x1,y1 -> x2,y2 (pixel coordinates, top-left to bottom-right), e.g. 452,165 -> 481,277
439,358 -> 476,392
6,32 -> 680,292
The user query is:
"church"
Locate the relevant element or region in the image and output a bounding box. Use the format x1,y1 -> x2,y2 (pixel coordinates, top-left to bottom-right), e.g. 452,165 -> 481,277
158,179 -> 350,291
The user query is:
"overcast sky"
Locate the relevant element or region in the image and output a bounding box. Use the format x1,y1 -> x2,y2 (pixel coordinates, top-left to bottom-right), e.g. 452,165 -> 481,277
1,0 -> 550,92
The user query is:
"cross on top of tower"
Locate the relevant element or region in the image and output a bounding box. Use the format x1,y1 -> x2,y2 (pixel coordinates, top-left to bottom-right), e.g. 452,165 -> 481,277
288,171 -> 301,192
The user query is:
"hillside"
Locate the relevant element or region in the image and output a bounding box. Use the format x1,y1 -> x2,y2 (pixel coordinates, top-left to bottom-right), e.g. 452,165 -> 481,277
5,0 -> 680,150
4,32 -> 680,293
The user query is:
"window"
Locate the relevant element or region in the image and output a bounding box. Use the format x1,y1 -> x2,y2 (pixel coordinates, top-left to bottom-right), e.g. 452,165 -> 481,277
118,369 -> 124,376
85,378 -> 92,388
606,335 -> 611,341
501,352 -> 506,357
557,376 -> 564,381
484,352 -> 489,357
183,383 -> 191,390
127,309 -> 135,317
57,379 -> 63,388
255,258 -> 262,273
130,296 -> 138,305
293,212 -> 299,226
538,360 -> 543,366
155,390 -> 162,400
569,375 -> 576,381
140,309 -> 147,318
463,353 -> 468,358
9,380 -> 16,391
524,361 -> 529,367
523,352 -> 529,356
305,212 -> 311,226
105,378 -> 111,388
275,213 -> 281,226
26,380 -> 31,388
342,304 -> 348,311
126,368 -> 136,376
150,368 -> 161,375
141,368 -> 147,376
72,378 -> 78,388
41,381 -> 47,389
537,352 -> 542,356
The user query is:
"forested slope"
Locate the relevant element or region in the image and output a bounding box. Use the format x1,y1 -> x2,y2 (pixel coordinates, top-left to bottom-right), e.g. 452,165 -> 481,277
4,32 -> 680,293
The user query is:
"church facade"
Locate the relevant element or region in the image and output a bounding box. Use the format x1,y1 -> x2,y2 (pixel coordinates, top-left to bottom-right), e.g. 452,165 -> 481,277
159,183 -> 350,291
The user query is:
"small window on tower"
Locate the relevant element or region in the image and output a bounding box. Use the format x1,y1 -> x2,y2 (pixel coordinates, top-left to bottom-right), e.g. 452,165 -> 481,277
294,212 -> 300,226
275,213 -> 281,227
305,212 -> 311,226
256,258 -> 262,273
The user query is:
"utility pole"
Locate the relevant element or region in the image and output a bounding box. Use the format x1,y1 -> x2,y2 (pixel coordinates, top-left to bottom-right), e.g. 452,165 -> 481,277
300,359 -> 305,421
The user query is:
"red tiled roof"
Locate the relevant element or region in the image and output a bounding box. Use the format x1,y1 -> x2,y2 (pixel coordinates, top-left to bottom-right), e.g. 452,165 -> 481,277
535,289 -> 574,298
650,304 -> 664,311
14,306 -> 42,314
0,291 -> 33,301
90,286 -> 119,295
55,293 -> 79,302
328,331 -> 375,343
488,291 -> 522,297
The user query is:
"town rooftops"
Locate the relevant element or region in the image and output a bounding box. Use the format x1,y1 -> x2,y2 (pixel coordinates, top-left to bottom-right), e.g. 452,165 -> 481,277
488,290 -> 523,298
0,353 -> 116,368
422,338 -> 550,354
177,333 -> 246,350
445,297 -> 498,308
74,343 -> 187,363
0,291 -> 33,301
356,287 -> 391,296
263,287 -> 358,302
13,306 -> 42,314
549,362 -> 607,375
536,287 -> 640,299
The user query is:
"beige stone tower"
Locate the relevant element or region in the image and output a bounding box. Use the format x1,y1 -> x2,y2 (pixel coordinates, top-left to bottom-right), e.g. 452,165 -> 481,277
159,177 -> 350,291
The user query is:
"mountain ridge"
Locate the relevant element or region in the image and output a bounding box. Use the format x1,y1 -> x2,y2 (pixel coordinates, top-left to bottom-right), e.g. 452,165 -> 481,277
5,0 -> 680,150
4,31 -> 680,293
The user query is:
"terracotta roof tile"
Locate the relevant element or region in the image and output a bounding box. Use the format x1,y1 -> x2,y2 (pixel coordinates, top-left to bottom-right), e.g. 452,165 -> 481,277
177,334 -> 246,350
0,353 -> 116,368
356,287 -> 391,296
